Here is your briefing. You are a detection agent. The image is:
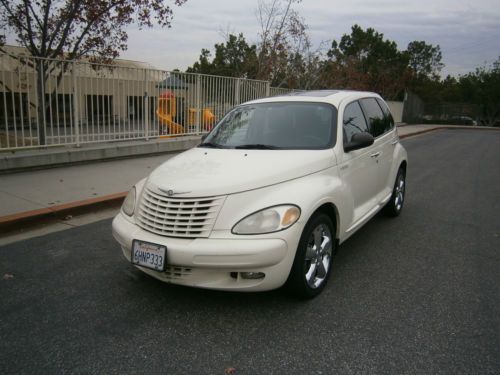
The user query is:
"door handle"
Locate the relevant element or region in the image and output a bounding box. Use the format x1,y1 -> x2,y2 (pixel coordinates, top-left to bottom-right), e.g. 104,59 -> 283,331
390,140 -> 398,145
370,152 -> 380,158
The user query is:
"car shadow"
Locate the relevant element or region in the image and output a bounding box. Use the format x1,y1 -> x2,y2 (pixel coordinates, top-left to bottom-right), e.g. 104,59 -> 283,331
118,210 -> 405,312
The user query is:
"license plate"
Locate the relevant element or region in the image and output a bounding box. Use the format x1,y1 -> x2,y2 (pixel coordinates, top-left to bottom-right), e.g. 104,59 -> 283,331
131,240 -> 166,271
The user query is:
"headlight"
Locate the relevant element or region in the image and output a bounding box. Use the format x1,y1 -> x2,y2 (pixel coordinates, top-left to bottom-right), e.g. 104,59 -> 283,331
232,205 -> 301,235
122,187 -> 136,216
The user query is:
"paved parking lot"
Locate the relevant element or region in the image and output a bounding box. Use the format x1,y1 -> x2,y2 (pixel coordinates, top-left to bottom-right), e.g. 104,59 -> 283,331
0,130 -> 499,374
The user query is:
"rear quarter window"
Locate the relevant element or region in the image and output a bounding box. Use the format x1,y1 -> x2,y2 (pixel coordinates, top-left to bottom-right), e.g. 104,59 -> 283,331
376,98 -> 395,132
360,98 -> 394,138
359,98 -> 387,138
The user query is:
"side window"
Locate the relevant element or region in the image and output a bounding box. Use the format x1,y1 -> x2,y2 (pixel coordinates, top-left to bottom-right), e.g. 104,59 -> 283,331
360,98 -> 385,138
343,101 -> 369,144
376,98 -> 395,132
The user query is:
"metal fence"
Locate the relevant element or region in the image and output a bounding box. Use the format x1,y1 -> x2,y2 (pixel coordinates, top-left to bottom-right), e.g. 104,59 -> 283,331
0,53 -> 293,150
402,90 -> 424,124
270,87 -> 296,97
422,102 -> 480,124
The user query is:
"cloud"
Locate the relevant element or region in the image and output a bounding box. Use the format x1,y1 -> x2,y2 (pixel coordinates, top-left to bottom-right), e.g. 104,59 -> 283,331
118,0 -> 500,76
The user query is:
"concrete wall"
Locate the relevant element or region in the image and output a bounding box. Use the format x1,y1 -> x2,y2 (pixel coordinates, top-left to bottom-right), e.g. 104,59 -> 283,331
387,101 -> 404,123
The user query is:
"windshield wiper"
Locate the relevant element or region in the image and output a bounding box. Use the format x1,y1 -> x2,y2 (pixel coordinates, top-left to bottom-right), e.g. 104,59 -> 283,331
198,142 -> 222,148
234,144 -> 281,150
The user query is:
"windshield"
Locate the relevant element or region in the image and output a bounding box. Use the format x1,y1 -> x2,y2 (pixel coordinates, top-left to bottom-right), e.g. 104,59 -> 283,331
200,102 -> 337,150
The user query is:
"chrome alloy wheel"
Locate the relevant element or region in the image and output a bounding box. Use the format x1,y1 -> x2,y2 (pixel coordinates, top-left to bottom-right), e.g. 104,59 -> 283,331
304,224 -> 333,288
394,173 -> 405,211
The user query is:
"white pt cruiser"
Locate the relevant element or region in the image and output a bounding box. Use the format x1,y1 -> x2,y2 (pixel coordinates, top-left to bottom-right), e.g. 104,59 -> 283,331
112,90 -> 408,298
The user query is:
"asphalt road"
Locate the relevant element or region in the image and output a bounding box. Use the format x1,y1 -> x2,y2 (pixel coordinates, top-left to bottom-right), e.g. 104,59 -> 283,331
1,129 -> 499,374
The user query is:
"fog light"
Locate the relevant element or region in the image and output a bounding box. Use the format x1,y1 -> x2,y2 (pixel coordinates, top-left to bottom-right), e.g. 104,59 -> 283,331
240,272 -> 265,280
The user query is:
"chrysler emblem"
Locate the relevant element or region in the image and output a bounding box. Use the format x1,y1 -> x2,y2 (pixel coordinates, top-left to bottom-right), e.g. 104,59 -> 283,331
158,187 -> 191,196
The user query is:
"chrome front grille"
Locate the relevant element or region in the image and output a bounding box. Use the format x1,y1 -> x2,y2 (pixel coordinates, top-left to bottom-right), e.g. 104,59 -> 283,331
136,188 -> 224,238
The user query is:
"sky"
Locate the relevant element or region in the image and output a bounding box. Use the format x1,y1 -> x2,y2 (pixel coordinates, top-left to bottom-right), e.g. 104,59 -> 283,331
120,0 -> 500,77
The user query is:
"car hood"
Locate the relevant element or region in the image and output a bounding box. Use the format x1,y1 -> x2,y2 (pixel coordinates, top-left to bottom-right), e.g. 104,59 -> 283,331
146,147 -> 336,197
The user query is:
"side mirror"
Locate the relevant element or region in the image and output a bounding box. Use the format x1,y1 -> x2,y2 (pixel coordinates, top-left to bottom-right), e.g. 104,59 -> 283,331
201,133 -> 208,142
344,132 -> 374,152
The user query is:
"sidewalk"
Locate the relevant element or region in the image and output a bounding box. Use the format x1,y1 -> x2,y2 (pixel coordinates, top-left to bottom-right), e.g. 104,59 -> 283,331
0,153 -> 175,224
0,124 -> 496,229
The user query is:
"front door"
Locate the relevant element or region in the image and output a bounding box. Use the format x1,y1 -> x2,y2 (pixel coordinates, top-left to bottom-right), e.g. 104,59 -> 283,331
339,100 -> 380,226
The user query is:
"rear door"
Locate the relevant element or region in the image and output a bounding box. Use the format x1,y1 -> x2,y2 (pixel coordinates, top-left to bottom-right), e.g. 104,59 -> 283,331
359,98 -> 395,201
375,98 -> 398,198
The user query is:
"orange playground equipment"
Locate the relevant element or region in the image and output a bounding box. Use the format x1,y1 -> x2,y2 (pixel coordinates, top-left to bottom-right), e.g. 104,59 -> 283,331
157,91 -> 215,136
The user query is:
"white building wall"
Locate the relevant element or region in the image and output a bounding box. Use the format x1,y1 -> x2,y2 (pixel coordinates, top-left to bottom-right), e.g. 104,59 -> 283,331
387,101 -> 404,123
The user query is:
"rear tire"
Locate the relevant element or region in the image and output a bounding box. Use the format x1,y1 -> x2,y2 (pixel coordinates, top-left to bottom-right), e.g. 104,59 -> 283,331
383,167 -> 406,217
286,213 -> 336,299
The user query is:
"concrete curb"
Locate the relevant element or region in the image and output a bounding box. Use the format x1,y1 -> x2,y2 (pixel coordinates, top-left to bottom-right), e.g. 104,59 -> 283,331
0,136 -> 201,173
1,126 -> 498,232
398,126 -> 500,139
0,191 -> 127,232
399,127 -> 445,139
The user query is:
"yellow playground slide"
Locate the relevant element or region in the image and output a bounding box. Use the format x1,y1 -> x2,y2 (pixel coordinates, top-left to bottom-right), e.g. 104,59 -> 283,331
157,91 -> 215,137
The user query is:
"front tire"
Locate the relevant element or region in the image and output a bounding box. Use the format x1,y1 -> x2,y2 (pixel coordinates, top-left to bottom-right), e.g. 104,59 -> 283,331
286,213 -> 336,298
383,167 -> 406,217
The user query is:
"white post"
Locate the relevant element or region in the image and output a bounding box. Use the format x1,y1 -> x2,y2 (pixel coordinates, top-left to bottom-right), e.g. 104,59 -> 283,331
72,61 -> 80,147
196,74 -> 201,134
234,78 -> 241,105
144,69 -> 149,140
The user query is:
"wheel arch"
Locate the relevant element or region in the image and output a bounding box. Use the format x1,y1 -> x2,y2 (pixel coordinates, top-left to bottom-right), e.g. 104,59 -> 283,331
308,202 -> 340,241
400,159 -> 407,173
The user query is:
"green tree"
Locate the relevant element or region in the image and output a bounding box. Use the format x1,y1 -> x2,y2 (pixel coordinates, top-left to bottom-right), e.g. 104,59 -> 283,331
187,34 -> 258,79
0,0 -> 186,144
406,41 -> 443,80
458,58 -> 500,126
438,75 -> 462,102
187,49 -> 213,75
324,24 -> 409,99
404,41 -> 444,102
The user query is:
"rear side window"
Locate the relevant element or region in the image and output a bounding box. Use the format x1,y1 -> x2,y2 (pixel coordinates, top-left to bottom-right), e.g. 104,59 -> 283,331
359,98 -> 386,138
343,101 -> 369,144
376,98 -> 395,132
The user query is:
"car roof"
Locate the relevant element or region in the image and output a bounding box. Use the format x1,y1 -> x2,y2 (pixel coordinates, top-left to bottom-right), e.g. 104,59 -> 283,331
245,90 -> 382,107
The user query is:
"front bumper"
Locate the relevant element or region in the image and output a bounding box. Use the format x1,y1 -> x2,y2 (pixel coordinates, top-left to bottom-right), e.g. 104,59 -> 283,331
112,213 -> 299,291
